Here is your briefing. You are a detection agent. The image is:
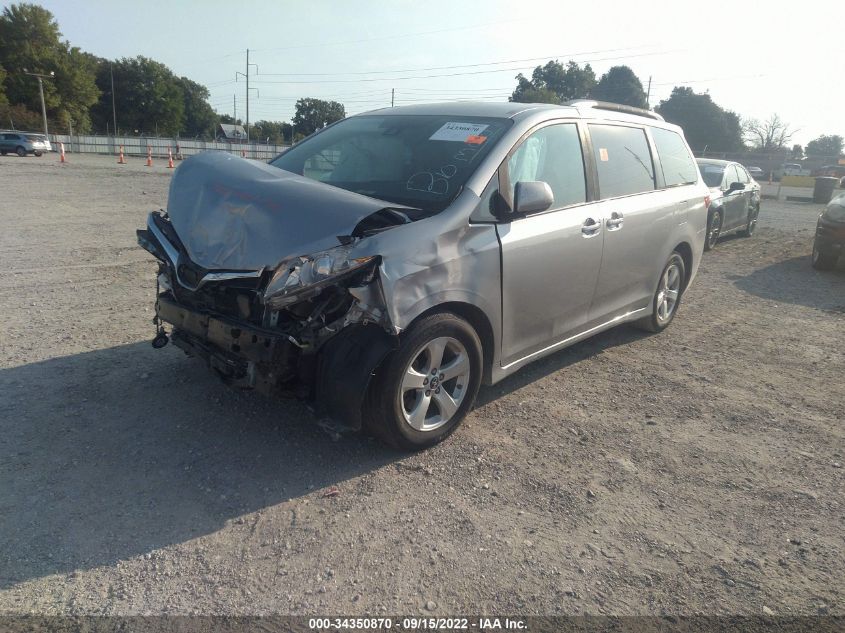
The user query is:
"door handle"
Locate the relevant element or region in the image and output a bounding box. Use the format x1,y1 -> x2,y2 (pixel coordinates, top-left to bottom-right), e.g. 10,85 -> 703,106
581,217 -> 601,236
606,212 -> 624,230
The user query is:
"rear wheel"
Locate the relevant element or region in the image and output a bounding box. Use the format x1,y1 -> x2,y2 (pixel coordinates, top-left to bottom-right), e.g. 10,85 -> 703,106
34,150 -> 43,157
740,206 -> 759,237
811,242 -> 838,270
635,252 -> 686,333
16,146 -> 26,157
364,312 -> 482,451
704,209 -> 722,251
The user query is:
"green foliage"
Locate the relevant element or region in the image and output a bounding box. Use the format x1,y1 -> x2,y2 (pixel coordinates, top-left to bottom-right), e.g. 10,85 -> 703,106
292,98 -> 345,136
0,63 -> 8,107
0,102 -> 42,129
805,135 -> 843,158
591,66 -> 647,109
250,120 -> 290,144
0,3 -> 99,132
656,87 -> 744,153
177,76 -> 217,139
510,60 -> 596,104
791,144 -> 804,159
91,56 -> 184,136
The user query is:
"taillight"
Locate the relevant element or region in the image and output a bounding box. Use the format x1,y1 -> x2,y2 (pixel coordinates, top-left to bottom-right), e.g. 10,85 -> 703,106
704,195 -> 711,210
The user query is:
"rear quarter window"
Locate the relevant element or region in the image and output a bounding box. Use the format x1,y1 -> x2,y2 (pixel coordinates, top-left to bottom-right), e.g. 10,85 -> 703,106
651,127 -> 698,187
588,124 -> 655,199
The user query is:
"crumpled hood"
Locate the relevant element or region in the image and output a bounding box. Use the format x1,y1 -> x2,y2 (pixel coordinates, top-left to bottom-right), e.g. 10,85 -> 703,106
166,152 -> 400,270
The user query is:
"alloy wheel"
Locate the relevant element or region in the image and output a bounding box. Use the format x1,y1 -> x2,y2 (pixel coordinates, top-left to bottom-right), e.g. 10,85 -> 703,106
400,336 -> 470,432
655,262 -> 681,324
707,210 -> 721,248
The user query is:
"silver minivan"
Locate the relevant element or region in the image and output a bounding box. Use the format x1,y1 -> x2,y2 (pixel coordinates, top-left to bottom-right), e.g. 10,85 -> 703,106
138,100 -> 708,449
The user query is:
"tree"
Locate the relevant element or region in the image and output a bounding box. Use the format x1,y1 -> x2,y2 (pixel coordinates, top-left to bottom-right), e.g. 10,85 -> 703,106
91,56 -> 184,136
791,144 -> 804,160
0,63 -> 8,108
510,60 -> 596,104
292,98 -> 345,136
177,77 -> 217,139
743,114 -> 795,152
805,135 -> 843,158
591,65 -> 647,109
0,3 -> 99,132
655,87 -> 744,153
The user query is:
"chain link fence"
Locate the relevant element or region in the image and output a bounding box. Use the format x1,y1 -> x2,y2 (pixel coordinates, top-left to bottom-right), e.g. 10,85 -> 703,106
50,134 -> 289,161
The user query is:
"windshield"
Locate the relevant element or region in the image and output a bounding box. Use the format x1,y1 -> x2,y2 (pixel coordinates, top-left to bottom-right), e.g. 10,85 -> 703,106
269,114 -> 511,212
699,165 -> 725,188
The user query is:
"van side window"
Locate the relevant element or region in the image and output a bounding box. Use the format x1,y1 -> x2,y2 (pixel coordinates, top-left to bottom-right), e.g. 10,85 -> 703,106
651,127 -> 697,187
588,124 -> 655,199
506,123 -> 586,210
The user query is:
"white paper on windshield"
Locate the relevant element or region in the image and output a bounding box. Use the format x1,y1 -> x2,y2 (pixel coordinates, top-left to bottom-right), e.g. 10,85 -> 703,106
429,122 -> 489,142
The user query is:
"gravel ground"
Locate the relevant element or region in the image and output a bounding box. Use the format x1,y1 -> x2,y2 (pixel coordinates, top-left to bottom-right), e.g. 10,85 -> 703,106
0,153 -> 843,617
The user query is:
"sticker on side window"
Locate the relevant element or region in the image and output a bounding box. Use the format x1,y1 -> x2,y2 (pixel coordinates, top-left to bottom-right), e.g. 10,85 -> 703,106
599,148 -> 609,162
429,122 -> 489,142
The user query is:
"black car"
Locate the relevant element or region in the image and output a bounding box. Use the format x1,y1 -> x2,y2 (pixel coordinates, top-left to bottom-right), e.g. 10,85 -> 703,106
696,159 -> 762,251
812,192 -> 845,270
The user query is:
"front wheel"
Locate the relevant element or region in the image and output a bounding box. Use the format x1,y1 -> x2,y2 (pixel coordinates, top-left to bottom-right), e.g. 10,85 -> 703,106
635,252 -> 686,333
16,146 -> 26,157
704,209 -> 722,251
364,312 -> 482,450
34,150 -> 43,157
811,242 -> 838,270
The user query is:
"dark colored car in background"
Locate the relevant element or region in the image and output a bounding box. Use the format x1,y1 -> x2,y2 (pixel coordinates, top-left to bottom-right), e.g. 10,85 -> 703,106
812,192 -> 845,270
696,159 -> 761,251
745,166 -> 764,179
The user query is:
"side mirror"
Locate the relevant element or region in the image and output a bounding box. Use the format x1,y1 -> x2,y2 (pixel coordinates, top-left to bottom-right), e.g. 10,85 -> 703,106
728,181 -> 745,192
513,181 -> 554,215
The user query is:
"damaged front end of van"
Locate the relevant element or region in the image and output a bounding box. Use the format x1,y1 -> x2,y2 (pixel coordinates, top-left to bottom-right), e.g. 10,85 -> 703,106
136,152 -> 415,429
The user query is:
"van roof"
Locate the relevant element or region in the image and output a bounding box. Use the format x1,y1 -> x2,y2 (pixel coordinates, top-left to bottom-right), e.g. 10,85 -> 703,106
359,100 -> 667,125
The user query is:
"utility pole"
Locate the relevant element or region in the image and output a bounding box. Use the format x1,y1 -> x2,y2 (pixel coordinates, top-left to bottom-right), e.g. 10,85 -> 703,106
23,69 -> 54,138
110,63 -> 118,136
391,88 -> 395,107
233,94 -> 237,121
646,75 -> 652,108
235,49 -> 258,141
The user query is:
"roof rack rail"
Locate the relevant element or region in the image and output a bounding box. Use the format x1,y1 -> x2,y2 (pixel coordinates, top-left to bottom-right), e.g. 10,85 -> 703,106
566,99 -> 664,122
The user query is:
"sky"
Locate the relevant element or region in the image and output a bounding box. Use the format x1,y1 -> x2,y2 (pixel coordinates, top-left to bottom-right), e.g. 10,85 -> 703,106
20,0 -> 845,146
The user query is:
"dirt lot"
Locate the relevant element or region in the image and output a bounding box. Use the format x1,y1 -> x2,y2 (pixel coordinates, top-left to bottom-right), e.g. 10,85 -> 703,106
0,153 -> 842,617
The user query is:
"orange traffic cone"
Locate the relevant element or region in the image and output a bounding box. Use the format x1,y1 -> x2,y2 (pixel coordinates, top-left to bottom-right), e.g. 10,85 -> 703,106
167,147 -> 175,169
59,142 -> 66,164
118,145 -> 126,164
145,145 -> 152,167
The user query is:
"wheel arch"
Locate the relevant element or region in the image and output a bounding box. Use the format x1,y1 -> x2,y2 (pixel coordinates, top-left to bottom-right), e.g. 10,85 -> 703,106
672,241 -> 694,291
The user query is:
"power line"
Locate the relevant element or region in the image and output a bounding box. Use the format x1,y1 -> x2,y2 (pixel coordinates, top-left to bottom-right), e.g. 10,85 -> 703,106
250,18 -> 530,53
247,50 -> 682,85
253,45 -> 658,77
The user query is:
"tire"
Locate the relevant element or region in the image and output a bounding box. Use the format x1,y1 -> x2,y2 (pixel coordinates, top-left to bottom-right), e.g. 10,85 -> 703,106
740,206 -> 758,237
634,252 -> 686,333
34,150 -> 43,157
811,242 -> 838,271
0,150 -> 6,156
704,208 -> 722,251
364,312 -> 482,451
16,146 -> 26,157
